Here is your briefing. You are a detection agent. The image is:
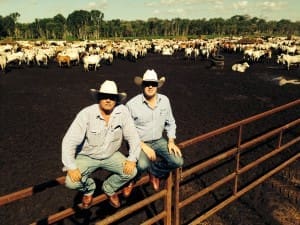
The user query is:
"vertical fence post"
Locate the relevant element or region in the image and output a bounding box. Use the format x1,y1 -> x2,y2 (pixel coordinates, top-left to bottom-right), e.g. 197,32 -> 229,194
277,129 -> 283,148
234,125 -> 243,194
173,168 -> 181,225
164,172 -> 173,225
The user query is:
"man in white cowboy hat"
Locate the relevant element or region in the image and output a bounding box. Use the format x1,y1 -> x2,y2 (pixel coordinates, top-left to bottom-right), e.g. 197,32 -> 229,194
124,69 -> 183,194
62,80 -> 141,209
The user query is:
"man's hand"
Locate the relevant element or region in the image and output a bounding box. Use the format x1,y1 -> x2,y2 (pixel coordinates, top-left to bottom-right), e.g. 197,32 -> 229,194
67,168 -> 82,183
123,160 -> 136,175
168,140 -> 182,157
141,142 -> 157,161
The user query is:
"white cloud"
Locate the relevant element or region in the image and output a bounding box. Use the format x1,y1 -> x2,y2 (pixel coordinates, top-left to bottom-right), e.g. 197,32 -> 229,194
160,0 -> 177,5
86,0 -> 108,10
258,1 -> 287,11
233,1 -> 248,10
88,2 -> 97,8
153,9 -> 160,15
167,8 -> 186,15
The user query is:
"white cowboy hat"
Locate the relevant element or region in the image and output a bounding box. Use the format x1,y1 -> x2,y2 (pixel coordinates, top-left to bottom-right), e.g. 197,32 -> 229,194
90,80 -> 127,102
134,69 -> 166,88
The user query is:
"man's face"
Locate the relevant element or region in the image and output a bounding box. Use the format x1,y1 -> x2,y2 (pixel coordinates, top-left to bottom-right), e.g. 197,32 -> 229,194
142,81 -> 158,98
98,94 -> 117,112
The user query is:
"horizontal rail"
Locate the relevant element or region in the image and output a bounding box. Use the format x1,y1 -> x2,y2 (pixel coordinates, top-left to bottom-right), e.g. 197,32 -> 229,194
182,117 -> 300,179
188,152 -> 300,225
0,176 -> 65,206
1,99 -> 299,225
30,175 -> 150,225
179,135 -> 300,209
96,190 -> 167,225
178,99 -> 300,149
240,136 -> 300,174
179,172 -> 236,209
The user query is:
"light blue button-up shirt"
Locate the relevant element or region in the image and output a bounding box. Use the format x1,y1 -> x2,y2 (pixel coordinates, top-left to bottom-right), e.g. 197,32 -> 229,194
126,93 -> 176,142
62,104 -> 141,170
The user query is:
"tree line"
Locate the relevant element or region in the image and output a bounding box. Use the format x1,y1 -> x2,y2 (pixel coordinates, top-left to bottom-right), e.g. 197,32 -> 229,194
1,10 -> 299,41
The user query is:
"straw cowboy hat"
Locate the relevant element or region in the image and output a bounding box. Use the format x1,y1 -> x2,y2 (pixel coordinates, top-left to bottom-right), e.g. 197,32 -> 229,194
90,80 -> 127,102
134,69 -> 166,88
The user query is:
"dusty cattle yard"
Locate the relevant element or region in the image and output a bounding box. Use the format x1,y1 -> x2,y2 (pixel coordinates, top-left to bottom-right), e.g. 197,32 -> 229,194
0,50 -> 299,225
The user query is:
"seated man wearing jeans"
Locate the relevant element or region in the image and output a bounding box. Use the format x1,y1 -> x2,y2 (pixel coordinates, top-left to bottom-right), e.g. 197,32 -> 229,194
62,80 -> 141,209
124,69 -> 183,196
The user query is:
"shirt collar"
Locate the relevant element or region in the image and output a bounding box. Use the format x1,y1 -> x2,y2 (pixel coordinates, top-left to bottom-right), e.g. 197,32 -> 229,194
96,104 -> 122,120
142,93 -> 161,104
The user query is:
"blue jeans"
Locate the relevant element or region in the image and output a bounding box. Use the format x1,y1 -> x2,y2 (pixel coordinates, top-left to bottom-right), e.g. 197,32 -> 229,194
65,152 -> 137,196
137,138 -> 184,179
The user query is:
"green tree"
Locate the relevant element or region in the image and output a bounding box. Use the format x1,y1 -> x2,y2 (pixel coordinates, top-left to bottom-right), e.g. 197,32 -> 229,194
67,10 -> 91,39
53,14 -> 67,39
90,10 -> 104,39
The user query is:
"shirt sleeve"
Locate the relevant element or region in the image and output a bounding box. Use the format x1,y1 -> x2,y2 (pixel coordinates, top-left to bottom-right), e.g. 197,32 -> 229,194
61,110 -> 87,170
121,106 -> 141,162
164,98 -> 177,139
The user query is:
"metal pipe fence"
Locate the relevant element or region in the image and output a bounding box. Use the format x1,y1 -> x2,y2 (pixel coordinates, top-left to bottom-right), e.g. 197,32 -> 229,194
0,99 -> 299,225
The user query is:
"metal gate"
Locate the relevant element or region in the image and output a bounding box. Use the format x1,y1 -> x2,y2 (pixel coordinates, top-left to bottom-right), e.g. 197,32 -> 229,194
1,99 -> 299,225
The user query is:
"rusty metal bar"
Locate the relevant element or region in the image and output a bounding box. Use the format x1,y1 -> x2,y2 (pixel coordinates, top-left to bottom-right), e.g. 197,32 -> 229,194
1,100 -> 299,225
95,190 -> 167,225
181,117 -> 300,181
178,99 -> 300,149
188,152 -> 300,225
179,173 -> 236,209
141,211 -> 167,225
30,175 -> 150,225
240,118 -> 300,150
234,125 -> 243,194
164,173 -> 172,225
278,129 -> 283,148
182,147 -> 238,179
178,136 -> 300,211
0,176 -> 65,206
239,136 -> 300,175
173,168 -> 181,225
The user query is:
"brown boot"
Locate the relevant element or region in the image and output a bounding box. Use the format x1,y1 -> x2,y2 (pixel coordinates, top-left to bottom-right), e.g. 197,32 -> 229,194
107,193 -> 120,208
122,182 -> 134,198
81,194 -> 93,209
149,174 -> 160,191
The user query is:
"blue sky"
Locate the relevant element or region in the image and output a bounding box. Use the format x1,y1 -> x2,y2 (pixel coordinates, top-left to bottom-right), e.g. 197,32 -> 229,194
0,0 -> 299,23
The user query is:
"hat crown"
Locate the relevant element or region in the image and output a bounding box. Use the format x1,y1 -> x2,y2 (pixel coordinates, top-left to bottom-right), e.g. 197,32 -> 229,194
99,80 -> 118,95
143,69 -> 158,82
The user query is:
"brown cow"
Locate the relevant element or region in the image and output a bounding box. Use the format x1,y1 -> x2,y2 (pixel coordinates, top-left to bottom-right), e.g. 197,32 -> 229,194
56,54 -> 71,67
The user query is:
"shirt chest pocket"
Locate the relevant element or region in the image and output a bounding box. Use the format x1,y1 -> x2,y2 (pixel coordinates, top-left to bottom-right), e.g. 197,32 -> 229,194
111,126 -> 122,142
87,129 -> 105,146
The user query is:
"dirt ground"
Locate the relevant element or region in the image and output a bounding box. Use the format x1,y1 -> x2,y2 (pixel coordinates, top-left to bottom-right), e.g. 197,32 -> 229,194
0,50 -> 299,225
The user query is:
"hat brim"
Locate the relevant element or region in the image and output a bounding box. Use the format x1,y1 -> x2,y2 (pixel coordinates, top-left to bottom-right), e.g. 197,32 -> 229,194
134,76 -> 165,88
90,89 -> 127,103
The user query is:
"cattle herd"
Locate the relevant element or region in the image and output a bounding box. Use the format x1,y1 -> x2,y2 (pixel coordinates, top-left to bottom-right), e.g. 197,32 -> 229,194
1,35 -> 300,225
0,36 -> 300,74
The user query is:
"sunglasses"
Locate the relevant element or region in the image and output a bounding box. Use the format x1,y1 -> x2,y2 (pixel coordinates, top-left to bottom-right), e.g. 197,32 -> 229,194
99,94 -> 118,101
142,81 -> 158,87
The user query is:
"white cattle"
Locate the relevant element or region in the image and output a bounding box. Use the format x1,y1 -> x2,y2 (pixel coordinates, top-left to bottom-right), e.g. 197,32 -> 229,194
0,55 -> 7,72
251,50 -> 266,62
6,51 -> 25,66
62,49 -> 80,65
161,47 -> 174,56
232,62 -> 250,72
199,46 -> 210,59
82,54 -> 101,71
35,52 -> 48,66
272,76 -> 300,86
100,52 -> 114,65
277,54 -> 300,70
24,49 -> 36,66
184,47 -> 193,59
